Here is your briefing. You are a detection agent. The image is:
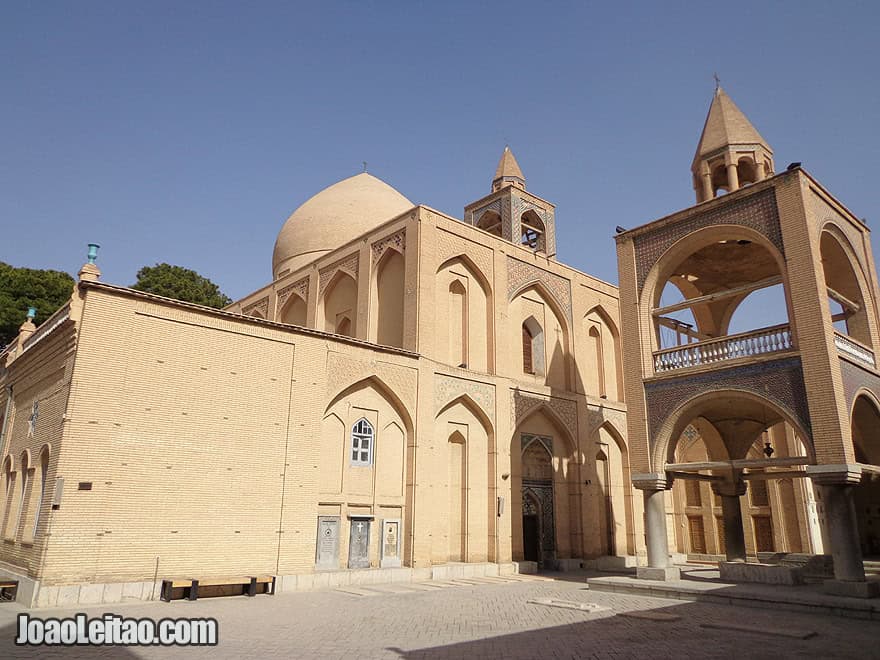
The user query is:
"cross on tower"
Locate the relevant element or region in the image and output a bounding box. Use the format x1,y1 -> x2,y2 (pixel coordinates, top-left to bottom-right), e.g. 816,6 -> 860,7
713,72 -> 721,90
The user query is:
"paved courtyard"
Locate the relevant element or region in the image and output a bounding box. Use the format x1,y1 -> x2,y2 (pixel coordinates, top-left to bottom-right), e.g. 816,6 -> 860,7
1,573 -> 879,659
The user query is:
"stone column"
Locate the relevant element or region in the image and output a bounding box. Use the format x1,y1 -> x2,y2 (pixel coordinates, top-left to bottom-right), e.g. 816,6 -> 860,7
807,464 -> 879,598
632,474 -> 680,581
725,161 -> 740,193
755,157 -> 767,182
712,480 -> 747,562
701,171 -> 713,202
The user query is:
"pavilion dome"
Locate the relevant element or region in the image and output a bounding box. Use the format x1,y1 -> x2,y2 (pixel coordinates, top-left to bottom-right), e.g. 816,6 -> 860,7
272,172 -> 413,279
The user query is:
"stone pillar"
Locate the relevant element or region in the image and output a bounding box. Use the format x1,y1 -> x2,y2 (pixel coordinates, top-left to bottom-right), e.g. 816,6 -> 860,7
725,161 -> 740,193
807,464 -> 879,598
632,474 -> 680,581
701,171 -> 713,202
755,157 -> 767,182
713,480 -> 747,562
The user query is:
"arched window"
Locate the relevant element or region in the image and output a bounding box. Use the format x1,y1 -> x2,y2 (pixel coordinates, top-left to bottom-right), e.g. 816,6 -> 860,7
522,324 -> 534,374
350,418 -> 374,466
476,210 -> 503,237
522,317 -> 545,376
520,211 -> 546,252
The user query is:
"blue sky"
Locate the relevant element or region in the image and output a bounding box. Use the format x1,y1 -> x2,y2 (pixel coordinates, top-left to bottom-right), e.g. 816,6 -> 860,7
3,1 -> 879,306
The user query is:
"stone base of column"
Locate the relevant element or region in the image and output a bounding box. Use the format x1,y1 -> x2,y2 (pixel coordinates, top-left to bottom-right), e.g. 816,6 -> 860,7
637,566 -> 680,581
822,579 -> 880,599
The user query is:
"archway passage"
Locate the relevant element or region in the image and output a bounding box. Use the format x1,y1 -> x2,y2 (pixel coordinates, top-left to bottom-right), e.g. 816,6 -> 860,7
852,394 -> 880,558
521,437 -> 555,566
522,493 -> 541,562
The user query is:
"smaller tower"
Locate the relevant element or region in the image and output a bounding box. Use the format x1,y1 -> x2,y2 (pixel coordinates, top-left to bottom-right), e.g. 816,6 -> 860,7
465,147 -> 557,257
692,86 -> 774,203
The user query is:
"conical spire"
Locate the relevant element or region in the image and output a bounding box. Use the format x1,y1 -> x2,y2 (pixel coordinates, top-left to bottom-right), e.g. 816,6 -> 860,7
691,86 -> 774,204
492,146 -> 526,192
693,87 -> 770,165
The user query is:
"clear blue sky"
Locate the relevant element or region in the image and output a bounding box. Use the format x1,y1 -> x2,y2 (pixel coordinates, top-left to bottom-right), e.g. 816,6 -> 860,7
3,1 -> 879,305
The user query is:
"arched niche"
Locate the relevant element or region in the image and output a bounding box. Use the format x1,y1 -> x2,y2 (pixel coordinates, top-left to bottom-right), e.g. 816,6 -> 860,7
583,305 -> 623,401
321,377 -> 413,552
511,283 -> 570,389
435,395 -> 495,563
279,293 -> 307,327
321,271 -> 358,337
596,422 -> 635,556
435,255 -> 493,373
371,248 -> 405,348
511,406 -> 579,562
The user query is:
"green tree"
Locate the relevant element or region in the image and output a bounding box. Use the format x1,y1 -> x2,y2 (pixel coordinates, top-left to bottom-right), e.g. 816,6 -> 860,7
132,263 -> 232,309
0,262 -> 75,346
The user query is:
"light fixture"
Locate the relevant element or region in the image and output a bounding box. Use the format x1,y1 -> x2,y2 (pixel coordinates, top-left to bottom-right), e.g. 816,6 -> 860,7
762,405 -> 774,458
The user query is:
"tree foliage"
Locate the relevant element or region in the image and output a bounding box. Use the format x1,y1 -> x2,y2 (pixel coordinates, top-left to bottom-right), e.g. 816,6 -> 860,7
0,262 -> 75,346
132,263 -> 232,309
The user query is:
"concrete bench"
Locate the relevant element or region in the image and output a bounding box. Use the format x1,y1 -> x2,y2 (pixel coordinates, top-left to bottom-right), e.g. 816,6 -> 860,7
160,576 -> 275,602
0,580 -> 18,602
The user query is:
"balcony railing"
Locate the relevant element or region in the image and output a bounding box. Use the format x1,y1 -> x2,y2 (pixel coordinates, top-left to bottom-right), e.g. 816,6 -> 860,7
834,331 -> 876,369
653,324 -> 793,373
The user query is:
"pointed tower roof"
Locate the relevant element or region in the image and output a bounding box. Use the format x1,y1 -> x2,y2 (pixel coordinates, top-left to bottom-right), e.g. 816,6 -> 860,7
492,146 -> 526,191
693,87 -> 771,165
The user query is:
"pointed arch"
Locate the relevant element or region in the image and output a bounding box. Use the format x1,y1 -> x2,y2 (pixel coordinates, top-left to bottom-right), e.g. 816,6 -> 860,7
325,375 -> 414,436
819,223 -> 877,349
320,269 -> 358,336
512,282 -> 571,389
278,291 -> 307,326
371,247 -> 405,348
437,253 -> 492,293
597,420 -> 635,555
652,389 -> 815,472
510,280 -> 570,329
584,304 -> 623,401
436,393 -> 494,434
476,210 -> 503,237
436,254 -> 494,373
516,403 -> 577,458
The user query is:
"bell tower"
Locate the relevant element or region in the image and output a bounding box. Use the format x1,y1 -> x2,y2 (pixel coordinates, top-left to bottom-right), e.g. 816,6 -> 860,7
464,147 -> 557,258
692,86 -> 775,203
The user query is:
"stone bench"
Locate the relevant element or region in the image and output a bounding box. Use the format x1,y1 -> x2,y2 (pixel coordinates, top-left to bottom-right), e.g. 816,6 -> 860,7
719,561 -> 804,586
757,553 -> 835,579
160,576 -> 275,602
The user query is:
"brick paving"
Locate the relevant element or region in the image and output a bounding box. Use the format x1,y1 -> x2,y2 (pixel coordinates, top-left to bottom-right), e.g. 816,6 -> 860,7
1,573 -> 879,659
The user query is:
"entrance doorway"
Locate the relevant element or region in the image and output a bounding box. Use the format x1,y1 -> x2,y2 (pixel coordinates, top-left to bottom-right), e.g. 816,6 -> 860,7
522,495 -> 541,562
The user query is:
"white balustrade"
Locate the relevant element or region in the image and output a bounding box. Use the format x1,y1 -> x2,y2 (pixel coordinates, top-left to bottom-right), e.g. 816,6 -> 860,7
834,332 -> 876,369
653,324 -> 793,373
